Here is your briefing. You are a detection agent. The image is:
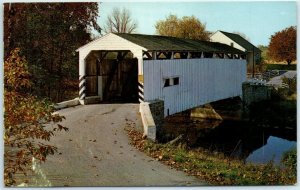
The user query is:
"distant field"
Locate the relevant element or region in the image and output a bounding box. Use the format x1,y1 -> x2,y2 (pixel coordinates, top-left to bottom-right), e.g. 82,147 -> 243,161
265,63 -> 296,71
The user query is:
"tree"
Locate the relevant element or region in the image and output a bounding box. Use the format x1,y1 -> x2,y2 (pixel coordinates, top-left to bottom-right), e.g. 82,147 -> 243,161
104,7 -> 137,33
257,45 -> 270,62
4,48 -> 68,186
268,26 -> 296,65
155,14 -> 210,41
232,31 -> 251,41
4,3 -> 101,102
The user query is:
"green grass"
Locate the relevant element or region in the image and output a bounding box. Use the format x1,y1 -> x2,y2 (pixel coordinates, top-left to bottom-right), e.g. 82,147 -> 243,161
127,123 -> 297,186
141,141 -> 297,185
266,64 -> 296,71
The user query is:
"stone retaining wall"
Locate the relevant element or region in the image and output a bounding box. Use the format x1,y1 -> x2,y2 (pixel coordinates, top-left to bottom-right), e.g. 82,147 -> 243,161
148,100 -> 164,128
139,100 -> 164,141
242,82 -> 272,106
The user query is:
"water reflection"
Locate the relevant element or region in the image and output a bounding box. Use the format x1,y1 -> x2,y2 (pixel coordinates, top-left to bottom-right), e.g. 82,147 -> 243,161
246,136 -> 296,165
159,98 -> 297,165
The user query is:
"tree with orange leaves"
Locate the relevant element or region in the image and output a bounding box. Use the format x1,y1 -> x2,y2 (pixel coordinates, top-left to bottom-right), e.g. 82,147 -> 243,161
4,48 -> 68,186
268,26 -> 296,65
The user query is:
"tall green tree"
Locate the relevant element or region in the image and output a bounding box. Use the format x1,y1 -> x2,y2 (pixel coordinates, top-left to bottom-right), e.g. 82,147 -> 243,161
155,14 -> 210,41
268,26 -> 296,65
257,45 -> 270,62
4,3 -> 101,102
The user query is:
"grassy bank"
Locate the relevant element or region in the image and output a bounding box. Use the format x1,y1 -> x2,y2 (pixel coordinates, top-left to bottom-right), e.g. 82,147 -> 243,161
125,127 -> 296,185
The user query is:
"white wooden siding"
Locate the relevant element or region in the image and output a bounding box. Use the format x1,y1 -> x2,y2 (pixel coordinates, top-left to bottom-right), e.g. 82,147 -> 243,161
78,33 -> 146,76
144,59 -> 247,116
77,33 -> 146,59
210,31 -> 246,52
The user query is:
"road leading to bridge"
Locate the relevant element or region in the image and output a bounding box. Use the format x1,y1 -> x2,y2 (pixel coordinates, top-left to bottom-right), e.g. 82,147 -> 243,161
26,104 -> 205,187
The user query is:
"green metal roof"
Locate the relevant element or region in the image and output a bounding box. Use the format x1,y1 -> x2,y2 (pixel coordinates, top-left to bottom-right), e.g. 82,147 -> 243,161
218,31 -> 261,52
115,33 -> 245,54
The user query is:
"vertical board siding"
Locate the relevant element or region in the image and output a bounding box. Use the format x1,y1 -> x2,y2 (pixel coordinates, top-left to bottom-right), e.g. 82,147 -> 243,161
144,58 -> 247,116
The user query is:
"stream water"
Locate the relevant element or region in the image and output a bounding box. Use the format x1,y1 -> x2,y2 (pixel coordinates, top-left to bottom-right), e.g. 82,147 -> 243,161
158,98 -> 297,165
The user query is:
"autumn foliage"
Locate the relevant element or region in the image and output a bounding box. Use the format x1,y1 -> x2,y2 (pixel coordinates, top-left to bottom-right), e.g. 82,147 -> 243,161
4,3 -> 100,102
155,14 -> 210,41
4,48 -> 68,186
268,26 -> 296,65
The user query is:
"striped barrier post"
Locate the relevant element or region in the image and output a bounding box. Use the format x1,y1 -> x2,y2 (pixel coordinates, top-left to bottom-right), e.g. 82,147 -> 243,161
138,82 -> 144,103
79,75 -> 86,100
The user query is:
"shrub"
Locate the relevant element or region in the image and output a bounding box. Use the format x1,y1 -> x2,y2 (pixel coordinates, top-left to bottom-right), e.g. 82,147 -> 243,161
266,64 -> 296,71
281,148 -> 297,175
4,48 -> 68,186
282,76 -> 297,95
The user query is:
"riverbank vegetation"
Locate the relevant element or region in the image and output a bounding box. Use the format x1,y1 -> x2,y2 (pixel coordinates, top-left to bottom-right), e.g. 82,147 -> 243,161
126,127 -> 296,185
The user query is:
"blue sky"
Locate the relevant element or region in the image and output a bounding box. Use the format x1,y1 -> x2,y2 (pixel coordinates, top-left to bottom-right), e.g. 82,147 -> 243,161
97,1 -> 297,46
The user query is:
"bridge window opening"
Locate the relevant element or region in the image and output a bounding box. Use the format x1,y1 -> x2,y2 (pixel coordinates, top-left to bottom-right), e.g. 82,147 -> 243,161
164,79 -> 170,87
164,77 -> 180,87
173,77 -> 179,85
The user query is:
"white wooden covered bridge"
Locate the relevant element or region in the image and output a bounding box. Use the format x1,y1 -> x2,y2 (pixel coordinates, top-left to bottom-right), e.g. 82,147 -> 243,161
76,33 -> 247,116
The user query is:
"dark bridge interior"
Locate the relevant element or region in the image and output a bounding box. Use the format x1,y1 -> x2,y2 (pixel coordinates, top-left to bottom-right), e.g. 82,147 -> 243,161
85,50 -> 138,103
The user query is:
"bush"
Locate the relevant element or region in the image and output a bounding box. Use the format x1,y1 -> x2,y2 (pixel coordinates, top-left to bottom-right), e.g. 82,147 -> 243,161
282,76 -> 297,95
281,148 -> 297,175
266,64 -> 296,71
4,49 -> 68,186
174,149 -> 187,163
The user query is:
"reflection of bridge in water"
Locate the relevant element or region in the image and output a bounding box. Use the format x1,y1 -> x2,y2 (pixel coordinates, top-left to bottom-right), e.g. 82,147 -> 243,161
159,98 -> 296,163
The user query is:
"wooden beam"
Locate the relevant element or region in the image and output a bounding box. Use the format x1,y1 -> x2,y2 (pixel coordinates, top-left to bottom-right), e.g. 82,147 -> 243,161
152,51 -> 157,60
180,52 -> 188,59
171,52 -> 174,59
162,52 -> 172,59
143,52 -> 152,59
216,53 -> 224,59
157,52 -> 163,58
117,51 -> 128,61
226,53 -> 233,59
96,51 -> 109,63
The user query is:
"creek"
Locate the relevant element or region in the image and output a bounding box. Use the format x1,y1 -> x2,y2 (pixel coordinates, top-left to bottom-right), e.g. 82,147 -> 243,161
158,97 -> 297,165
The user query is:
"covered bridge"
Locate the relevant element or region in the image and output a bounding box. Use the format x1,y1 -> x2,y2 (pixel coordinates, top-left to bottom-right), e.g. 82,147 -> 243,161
76,33 -> 247,116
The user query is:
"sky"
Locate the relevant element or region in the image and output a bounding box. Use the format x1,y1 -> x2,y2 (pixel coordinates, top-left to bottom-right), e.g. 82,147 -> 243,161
97,1 -> 297,46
